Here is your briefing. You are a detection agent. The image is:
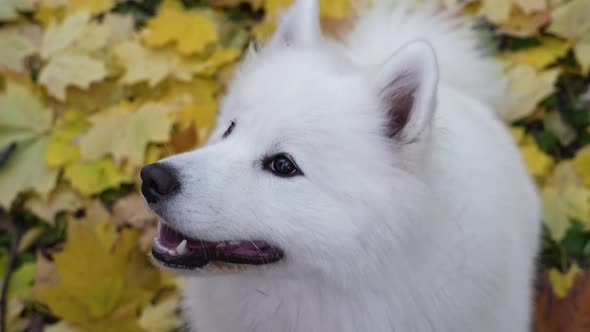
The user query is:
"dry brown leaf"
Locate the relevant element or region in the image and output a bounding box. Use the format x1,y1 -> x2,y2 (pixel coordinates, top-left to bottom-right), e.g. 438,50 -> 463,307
25,188 -> 84,225
169,123 -> 198,153
534,270 -> 590,332
83,199 -> 112,226
498,8 -> 551,36
111,194 -> 156,229
35,252 -> 59,288
321,16 -> 354,39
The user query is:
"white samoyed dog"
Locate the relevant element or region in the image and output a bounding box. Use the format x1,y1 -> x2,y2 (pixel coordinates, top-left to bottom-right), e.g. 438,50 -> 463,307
140,0 -> 541,331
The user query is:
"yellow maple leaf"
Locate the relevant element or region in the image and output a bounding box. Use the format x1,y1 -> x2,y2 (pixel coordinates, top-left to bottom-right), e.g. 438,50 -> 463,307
145,145 -> 163,165
154,78 -> 221,106
500,65 -> 559,121
79,102 -> 174,165
191,47 -> 241,76
547,0 -> 590,40
510,126 -> 526,143
0,0 -> 35,21
114,41 -> 183,87
479,0 -> 512,23
37,14 -> 110,99
547,160 -> 585,188
573,147 -> 590,186
0,80 -> 58,207
45,110 -> 88,168
173,53 -> 234,81
520,136 -> 554,180
33,220 -> 161,329
66,0 -> 115,15
542,185 -> 590,241
548,0 -> 590,72
573,36 -> 590,73
503,37 -> 570,70
39,51 -> 107,100
40,11 -> 91,59
138,297 -> 182,332
72,22 -> 111,53
0,24 -> 41,73
181,103 -> 218,145
102,13 -> 135,46
34,2 -> 68,28
62,80 -> 125,113
43,109 -> 136,195
142,3 -> 218,55
63,157 -> 132,195
155,78 -> 220,143
513,0 -> 546,14
549,264 -> 582,298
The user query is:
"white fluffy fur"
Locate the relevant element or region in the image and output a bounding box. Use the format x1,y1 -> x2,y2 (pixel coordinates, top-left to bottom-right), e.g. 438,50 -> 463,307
154,0 -> 541,330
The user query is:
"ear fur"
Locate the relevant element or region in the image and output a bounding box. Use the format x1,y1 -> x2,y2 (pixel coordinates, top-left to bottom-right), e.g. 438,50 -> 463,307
376,41 -> 438,142
268,0 -> 321,48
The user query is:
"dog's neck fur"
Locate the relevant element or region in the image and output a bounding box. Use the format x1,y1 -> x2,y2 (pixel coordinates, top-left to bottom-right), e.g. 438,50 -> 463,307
182,187 -> 465,332
183,249 -> 455,331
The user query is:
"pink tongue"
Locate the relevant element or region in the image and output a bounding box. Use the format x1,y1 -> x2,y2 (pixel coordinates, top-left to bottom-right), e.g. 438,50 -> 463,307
154,224 -> 284,265
159,224 -> 184,248
158,224 -> 215,250
158,224 -> 272,255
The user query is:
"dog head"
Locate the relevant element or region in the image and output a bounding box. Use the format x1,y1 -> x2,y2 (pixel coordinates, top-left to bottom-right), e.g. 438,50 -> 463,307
143,0 -> 438,279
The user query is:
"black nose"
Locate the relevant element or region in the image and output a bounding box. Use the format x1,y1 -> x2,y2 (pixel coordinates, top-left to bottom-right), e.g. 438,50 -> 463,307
140,163 -> 180,203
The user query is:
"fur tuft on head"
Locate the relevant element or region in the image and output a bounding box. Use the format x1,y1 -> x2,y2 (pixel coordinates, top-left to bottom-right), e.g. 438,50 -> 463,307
346,0 -> 508,113
268,0 -> 321,48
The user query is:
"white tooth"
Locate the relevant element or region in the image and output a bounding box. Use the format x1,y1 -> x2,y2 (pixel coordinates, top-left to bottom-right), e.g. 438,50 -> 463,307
229,240 -> 240,245
176,239 -> 187,255
217,242 -> 226,248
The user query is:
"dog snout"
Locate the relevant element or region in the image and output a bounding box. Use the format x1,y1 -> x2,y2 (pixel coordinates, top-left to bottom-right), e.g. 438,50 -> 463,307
140,163 -> 180,203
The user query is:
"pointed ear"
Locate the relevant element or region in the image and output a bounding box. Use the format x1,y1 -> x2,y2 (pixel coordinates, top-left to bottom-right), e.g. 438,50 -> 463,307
268,0 -> 321,48
376,41 -> 438,142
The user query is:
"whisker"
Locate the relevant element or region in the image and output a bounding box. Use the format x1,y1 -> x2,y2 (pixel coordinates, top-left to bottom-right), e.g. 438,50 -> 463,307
200,238 -> 210,260
249,238 -> 266,264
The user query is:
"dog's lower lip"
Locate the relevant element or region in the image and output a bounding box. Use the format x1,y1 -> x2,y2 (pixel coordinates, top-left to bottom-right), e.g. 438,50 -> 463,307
151,223 -> 284,270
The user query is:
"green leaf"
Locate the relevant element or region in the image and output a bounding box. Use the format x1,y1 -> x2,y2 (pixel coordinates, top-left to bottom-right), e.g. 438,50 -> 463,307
560,219 -> 590,260
534,131 -> 560,154
7,262 -> 36,299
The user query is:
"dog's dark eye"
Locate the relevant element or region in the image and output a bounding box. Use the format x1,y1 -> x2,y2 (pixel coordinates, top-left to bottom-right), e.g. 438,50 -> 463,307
223,121 -> 236,138
265,154 -> 302,177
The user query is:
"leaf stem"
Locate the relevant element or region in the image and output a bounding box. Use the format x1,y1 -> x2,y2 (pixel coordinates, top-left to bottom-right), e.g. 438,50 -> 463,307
0,212 -> 21,332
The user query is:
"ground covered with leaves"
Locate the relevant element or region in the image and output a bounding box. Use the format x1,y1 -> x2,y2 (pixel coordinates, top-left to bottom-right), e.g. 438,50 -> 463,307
0,0 -> 589,331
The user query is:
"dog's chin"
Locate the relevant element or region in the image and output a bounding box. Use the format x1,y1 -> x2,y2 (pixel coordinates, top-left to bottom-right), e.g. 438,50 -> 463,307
149,221 -> 284,275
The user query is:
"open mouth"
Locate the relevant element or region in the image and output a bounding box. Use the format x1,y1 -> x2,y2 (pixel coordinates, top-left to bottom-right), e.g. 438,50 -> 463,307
151,223 -> 284,270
